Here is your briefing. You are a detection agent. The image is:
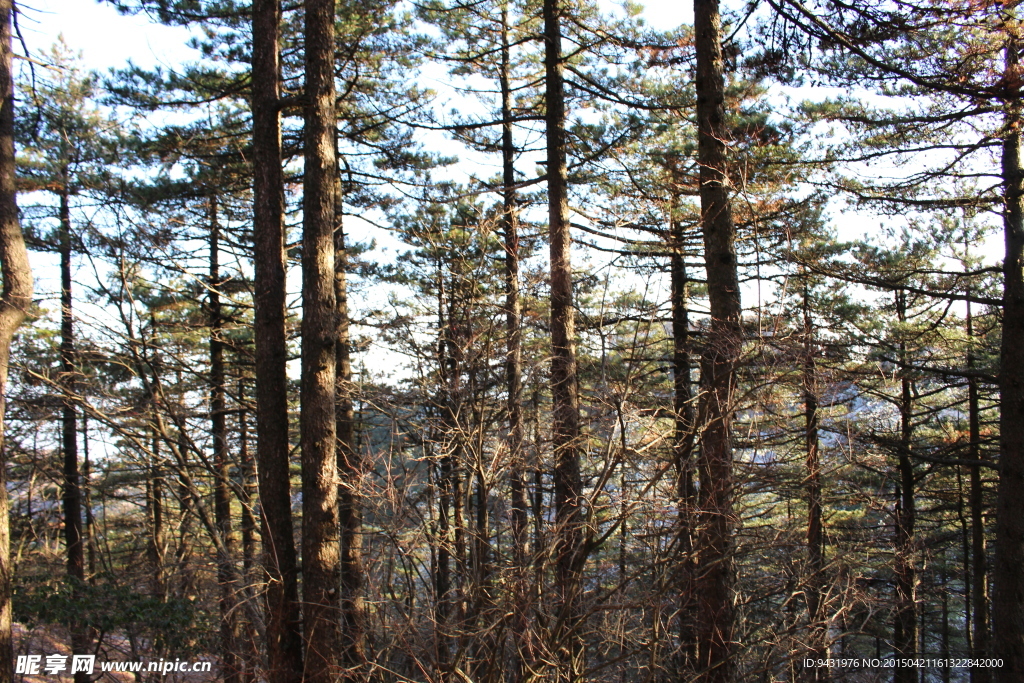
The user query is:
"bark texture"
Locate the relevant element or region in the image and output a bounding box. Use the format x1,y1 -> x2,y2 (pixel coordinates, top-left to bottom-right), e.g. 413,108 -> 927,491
693,1 -> 741,680
994,21 -> 1024,682
544,0 -> 584,678
0,1 -> 30,678
251,1 -> 303,679
301,0 -> 341,678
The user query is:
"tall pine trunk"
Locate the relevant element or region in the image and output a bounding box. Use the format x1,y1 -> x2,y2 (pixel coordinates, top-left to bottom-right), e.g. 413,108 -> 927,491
209,196 -> 239,683
251,0 -> 303,679
335,163 -> 366,680
543,0 -> 584,677
501,3 -> 531,675
802,278 -> 826,682
994,12 -> 1024,680
693,1 -> 741,680
0,0 -> 31,676
967,297 -> 990,683
435,269 -> 453,676
670,215 -> 696,676
301,0 -> 341,678
893,291 -> 917,683
238,393 -> 259,683
58,177 -> 88,683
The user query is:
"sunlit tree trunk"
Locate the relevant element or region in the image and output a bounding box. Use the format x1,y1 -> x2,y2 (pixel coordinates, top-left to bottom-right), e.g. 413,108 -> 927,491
543,0 -> 584,677
300,0 -> 341,677
0,1 -> 32,677
693,1 -> 741,680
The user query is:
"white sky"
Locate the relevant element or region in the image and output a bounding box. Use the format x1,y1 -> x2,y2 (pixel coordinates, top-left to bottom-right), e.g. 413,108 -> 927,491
17,0 -> 689,72
17,0 -> 200,71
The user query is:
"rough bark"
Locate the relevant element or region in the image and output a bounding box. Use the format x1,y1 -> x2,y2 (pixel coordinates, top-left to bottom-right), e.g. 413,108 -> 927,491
994,20 -> 1024,681
543,0 -> 584,678
693,1 -> 741,680
300,0 -> 341,678
251,0 -> 303,679
0,1 -> 31,678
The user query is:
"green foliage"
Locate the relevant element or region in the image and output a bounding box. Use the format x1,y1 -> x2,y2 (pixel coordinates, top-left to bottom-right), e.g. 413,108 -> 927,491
14,578 -> 206,652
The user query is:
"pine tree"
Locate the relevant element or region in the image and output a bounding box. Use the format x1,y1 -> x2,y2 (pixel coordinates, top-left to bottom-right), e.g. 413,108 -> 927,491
0,1 -> 31,679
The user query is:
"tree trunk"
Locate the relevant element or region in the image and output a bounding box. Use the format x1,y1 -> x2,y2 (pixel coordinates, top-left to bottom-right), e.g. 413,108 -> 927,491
435,270 -> 453,677
209,197 -> 239,683
58,179 -> 89,683
994,18 -> 1024,681
175,429 -> 194,599
0,0 -> 32,675
501,2 -> 530,672
670,215 -> 696,676
147,433 -> 165,599
693,1 -> 741,680
803,278 -> 826,682
894,291 -> 917,683
82,415 -> 96,580
238,390 -> 258,683
967,296 -> 990,683
239,389 -> 257,578
335,161 -> 366,681
251,0 -> 303,679
543,0 -> 585,677
301,0 -> 341,677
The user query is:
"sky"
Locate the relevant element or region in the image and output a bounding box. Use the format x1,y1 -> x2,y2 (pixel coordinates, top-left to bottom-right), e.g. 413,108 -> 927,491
18,0 -> 690,72
17,0 -> 199,71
